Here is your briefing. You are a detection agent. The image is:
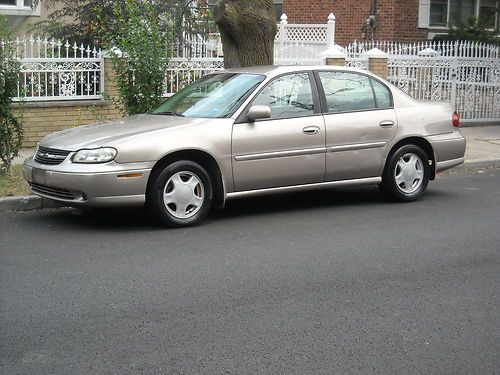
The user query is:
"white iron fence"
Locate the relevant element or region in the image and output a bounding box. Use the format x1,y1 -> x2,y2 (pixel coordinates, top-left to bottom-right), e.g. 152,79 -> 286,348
345,40 -> 500,122
9,36 -> 104,102
7,15 -> 500,123
164,58 -> 225,95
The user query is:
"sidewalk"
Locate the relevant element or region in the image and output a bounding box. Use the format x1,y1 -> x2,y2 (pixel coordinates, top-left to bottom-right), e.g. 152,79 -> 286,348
2,125 -> 499,212
459,126 -> 500,167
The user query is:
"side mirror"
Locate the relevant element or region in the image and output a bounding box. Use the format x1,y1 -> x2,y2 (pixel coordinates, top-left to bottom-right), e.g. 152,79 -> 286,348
247,105 -> 271,122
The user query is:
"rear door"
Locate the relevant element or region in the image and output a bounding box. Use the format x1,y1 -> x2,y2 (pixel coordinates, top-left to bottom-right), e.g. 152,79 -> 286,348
315,71 -> 398,181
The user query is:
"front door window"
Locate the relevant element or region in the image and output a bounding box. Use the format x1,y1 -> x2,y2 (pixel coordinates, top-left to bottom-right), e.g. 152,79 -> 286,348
251,72 -> 315,119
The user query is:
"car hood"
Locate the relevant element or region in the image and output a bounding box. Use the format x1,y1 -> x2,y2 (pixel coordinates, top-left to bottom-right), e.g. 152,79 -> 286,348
39,114 -> 210,150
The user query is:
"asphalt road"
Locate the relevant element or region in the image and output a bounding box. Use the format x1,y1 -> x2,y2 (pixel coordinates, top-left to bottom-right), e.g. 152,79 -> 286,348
1,168 -> 499,375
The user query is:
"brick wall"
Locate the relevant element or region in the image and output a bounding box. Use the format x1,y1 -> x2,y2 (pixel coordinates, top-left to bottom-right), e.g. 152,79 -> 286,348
368,57 -> 388,80
14,103 -> 122,147
283,0 -> 427,44
376,0 -> 428,41
12,58 -> 123,147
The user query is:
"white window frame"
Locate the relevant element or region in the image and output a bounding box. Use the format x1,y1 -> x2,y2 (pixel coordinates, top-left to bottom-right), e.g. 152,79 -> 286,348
419,0 -> 431,28
0,0 -> 41,16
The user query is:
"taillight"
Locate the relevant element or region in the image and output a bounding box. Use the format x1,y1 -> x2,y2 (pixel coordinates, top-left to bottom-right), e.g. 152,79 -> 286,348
452,112 -> 460,127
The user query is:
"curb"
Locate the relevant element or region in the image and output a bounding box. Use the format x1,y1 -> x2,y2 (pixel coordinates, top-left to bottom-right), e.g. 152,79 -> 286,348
1,159 -> 499,213
453,159 -> 500,172
0,195 -> 65,213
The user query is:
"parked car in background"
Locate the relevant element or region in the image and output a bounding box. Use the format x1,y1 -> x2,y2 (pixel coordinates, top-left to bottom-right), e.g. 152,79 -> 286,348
23,66 -> 466,227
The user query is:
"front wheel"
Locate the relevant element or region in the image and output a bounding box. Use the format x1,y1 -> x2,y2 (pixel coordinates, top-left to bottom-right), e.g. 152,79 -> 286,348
147,160 -> 213,227
380,144 -> 430,202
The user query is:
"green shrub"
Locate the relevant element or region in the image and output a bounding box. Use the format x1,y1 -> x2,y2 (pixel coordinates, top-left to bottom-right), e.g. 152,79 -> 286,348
102,0 -> 172,115
434,16 -> 500,46
0,16 -> 23,175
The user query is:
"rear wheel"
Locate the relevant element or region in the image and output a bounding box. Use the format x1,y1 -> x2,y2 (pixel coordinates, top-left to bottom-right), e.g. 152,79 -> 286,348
380,144 -> 430,202
147,160 -> 213,227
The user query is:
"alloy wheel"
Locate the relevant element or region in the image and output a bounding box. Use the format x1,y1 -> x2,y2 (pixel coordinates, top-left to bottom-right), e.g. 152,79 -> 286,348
163,171 -> 205,219
394,153 -> 424,194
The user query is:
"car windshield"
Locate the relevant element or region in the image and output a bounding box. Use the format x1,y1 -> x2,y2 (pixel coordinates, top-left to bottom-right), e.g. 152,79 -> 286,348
152,73 -> 265,118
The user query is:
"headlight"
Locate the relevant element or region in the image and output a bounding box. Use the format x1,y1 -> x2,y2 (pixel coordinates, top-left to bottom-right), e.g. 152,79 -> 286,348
72,147 -> 117,163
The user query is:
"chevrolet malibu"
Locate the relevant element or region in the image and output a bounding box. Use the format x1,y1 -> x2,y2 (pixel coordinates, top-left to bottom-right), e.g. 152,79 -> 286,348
24,66 -> 466,227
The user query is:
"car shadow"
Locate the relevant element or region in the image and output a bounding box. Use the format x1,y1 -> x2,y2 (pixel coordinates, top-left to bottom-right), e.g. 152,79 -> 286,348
209,185 -> 385,222
22,184 -> 452,231
26,206 -> 157,232
26,186 -> 377,229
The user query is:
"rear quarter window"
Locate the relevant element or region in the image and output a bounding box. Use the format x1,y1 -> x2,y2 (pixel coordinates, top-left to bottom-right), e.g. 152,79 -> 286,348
371,78 -> 393,109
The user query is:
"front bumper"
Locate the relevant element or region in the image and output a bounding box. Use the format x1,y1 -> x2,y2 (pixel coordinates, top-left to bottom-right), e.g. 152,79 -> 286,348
23,157 -> 154,207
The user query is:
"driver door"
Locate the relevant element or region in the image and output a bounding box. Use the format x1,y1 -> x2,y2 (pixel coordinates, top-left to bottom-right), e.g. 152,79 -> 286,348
232,71 -> 326,191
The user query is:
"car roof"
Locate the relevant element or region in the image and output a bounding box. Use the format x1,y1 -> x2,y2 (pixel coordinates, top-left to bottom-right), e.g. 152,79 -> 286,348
225,65 -> 371,78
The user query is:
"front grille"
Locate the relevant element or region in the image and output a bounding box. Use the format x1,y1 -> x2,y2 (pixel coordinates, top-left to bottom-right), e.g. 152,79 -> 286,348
29,182 -> 77,200
34,146 -> 71,165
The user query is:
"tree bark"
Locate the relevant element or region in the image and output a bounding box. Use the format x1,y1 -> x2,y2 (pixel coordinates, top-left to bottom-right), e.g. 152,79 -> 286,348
212,0 -> 277,68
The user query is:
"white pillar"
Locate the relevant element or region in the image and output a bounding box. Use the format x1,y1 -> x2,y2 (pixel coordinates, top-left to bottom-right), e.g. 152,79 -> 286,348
326,13 -> 336,49
279,13 -> 288,56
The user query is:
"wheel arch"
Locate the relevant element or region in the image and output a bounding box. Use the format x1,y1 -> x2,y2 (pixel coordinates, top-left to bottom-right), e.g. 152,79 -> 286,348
384,137 -> 436,180
146,149 -> 226,208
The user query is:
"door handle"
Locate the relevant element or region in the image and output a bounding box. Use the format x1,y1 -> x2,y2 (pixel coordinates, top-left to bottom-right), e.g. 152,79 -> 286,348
302,126 -> 320,135
379,120 -> 395,127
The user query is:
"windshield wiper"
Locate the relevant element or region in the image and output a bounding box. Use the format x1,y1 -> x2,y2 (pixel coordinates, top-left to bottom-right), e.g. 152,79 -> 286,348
153,111 -> 185,117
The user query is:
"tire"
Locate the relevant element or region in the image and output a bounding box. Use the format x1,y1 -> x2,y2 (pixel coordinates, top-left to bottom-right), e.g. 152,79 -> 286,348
380,144 -> 430,202
147,160 -> 213,227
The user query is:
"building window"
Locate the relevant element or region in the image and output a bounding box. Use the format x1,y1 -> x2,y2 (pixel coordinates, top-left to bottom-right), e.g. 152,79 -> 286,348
274,0 -> 283,21
0,0 -> 32,8
450,0 -> 476,25
429,0 -> 499,27
430,0 -> 448,26
479,0 -> 498,27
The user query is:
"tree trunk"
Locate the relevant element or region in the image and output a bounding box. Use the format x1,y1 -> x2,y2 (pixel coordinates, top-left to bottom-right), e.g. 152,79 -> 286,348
212,0 -> 277,68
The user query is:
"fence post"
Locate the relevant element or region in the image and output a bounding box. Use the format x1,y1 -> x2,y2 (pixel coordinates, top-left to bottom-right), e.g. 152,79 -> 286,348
321,46 -> 346,66
417,47 -> 437,100
320,13 -> 345,65
102,51 -> 120,101
450,41 -> 458,107
103,59 -> 117,100
101,51 -> 123,117
326,13 -> 336,49
365,48 -> 388,79
279,13 -> 288,58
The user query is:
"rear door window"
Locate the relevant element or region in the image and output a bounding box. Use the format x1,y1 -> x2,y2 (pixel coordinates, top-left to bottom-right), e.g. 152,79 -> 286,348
318,71 -> 378,113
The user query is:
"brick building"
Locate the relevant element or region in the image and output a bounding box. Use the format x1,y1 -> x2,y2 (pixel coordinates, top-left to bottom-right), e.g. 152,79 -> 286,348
276,0 -> 500,44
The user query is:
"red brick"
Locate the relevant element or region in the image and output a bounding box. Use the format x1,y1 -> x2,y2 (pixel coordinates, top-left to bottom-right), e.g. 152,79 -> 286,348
283,0 -> 427,44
